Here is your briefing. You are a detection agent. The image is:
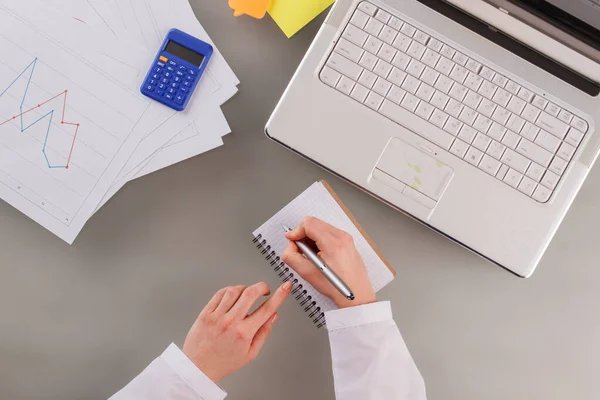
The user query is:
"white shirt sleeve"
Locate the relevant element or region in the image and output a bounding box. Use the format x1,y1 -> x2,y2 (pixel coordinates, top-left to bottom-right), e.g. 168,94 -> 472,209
325,301 -> 427,400
109,343 -> 227,400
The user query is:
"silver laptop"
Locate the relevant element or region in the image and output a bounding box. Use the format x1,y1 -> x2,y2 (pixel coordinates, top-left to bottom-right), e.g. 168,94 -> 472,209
266,0 -> 600,277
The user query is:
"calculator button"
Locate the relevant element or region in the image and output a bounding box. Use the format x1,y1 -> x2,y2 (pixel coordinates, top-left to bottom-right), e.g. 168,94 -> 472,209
179,65 -> 187,72
169,60 -> 177,66
167,66 -> 175,72
180,87 -> 189,93
152,73 -> 160,79
188,69 -> 196,76
165,72 -> 172,78
171,82 -> 179,88
168,87 -> 176,94
158,83 -> 167,90
145,85 -> 154,92
157,62 -> 166,67
149,79 -> 157,85
183,81 -> 191,87
176,71 -> 184,77
174,76 -> 181,83
154,67 -> 163,74
161,78 -> 168,84
186,75 -> 193,81
159,55 -> 169,63
165,93 -> 173,100
156,90 -> 164,96
174,94 -> 185,104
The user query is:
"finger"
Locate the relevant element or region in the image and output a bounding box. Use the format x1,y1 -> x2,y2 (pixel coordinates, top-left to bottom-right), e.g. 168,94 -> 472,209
285,217 -> 339,246
249,313 -> 278,360
214,285 -> 247,314
247,281 -> 292,331
282,242 -> 320,278
228,282 -> 271,317
202,287 -> 227,315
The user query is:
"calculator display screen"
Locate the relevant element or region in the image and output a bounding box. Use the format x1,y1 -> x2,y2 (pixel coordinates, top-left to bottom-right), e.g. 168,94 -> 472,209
164,40 -> 205,67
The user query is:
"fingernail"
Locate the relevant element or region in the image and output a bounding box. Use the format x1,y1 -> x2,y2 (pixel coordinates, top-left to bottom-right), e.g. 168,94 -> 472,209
282,281 -> 292,291
271,314 -> 279,324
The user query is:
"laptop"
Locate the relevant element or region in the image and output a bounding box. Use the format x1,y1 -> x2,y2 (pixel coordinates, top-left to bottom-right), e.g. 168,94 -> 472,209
266,0 -> 600,278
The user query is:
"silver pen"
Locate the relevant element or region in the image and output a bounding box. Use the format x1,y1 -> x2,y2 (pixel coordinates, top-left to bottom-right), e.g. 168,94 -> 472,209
282,223 -> 355,301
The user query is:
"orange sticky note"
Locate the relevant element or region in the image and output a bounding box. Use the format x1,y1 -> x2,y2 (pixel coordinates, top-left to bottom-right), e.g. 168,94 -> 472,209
229,0 -> 271,19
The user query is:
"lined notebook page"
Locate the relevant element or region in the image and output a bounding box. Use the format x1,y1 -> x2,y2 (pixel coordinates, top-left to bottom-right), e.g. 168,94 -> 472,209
253,182 -> 395,314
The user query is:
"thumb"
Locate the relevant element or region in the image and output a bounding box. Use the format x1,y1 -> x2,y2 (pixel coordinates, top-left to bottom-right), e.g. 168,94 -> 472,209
249,313 -> 277,359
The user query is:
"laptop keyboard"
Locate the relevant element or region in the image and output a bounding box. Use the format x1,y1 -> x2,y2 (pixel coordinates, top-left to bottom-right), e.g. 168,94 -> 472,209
319,1 -> 590,203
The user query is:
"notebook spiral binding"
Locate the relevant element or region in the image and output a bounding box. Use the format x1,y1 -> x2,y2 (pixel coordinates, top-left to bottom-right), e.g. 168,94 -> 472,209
253,234 -> 326,329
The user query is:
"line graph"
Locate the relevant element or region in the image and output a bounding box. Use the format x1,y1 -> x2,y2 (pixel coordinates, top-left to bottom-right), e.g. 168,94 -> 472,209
0,57 -> 80,169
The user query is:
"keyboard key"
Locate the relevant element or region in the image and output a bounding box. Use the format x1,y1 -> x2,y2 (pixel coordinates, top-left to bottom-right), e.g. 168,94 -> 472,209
521,122 -> 540,141
502,149 -> 530,173
518,176 -> 536,196
373,77 -> 392,96
492,88 -> 511,107
501,130 -> 520,149
558,109 -> 573,124
565,127 -> 585,147
536,111 -> 570,139
521,104 -> 541,124
337,76 -> 356,95
477,99 -> 497,117
518,87 -> 533,102
465,59 -> 482,73
414,30 -> 430,45
516,139 -> 553,167
533,185 -> 552,202
343,24 -> 369,46
452,51 -> 468,66
465,147 -> 484,166
421,49 -> 440,69
374,59 -> 393,77
365,91 -> 384,110
571,116 -> 588,133
487,122 -> 506,141
440,44 -> 455,59
487,140 -> 506,160
540,170 -> 559,190
335,38 -> 364,62
430,108 -> 449,128
504,168 -> 523,188
505,80 -> 520,95
480,67 -> 495,81
400,23 -> 417,37
525,162 -> 545,182
350,9 -> 370,28
464,72 -> 483,91
532,95 -> 548,110
450,139 -> 469,158
449,83 -> 468,101
379,100 -> 454,149
506,114 -> 525,133
458,125 -> 477,143
463,90 -> 483,110
545,102 -> 561,117
421,67 -> 439,86
327,53 -> 362,80
444,98 -> 464,118
473,132 -> 491,151
416,101 -> 435,119
434,75 -> 453,94
400,92 -> 420,111
401,75 -> 421,94
416,83 -> 435,102
379,26 -> 398,45
435,57 -> 455,76
478,80 -> 498,99
443,117 -> 462,135
386,85 -> 406,104
320,66 -> 341,87
406,59 -> 425,77
458,106 -> 478,126
450,65 -> 469,83
431,91 -> 450,109
534,130 -> 561,153
358,2 -> 377,16
350,83 -> 369,102
391,52 -> 411,70
392,32 -> 412,52
549,156 -> 567,176
358,69 -> 377,88
407,41 -> 426,59
479,154 -> 501,176
365,18 -> 384,36
473,115 -> 492,133
557,142 -> 576,161
388,67 -> 407,86
375,9 -> 391,23
377,43 -> 396,62
491,107 -> 511,125
428,38 -> 444,52
389,16 -> 403,30
507,96 -> 527,114
492,74 -> 509,87
497,164 -> 509,180
364,35 -> 384,54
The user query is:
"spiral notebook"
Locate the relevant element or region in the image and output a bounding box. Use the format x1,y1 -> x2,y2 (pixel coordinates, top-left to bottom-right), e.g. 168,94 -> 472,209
252,181 -> 396,328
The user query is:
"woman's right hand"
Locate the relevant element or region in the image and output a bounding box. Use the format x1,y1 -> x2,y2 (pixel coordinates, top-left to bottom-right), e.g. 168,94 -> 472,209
282,217 -> 377,309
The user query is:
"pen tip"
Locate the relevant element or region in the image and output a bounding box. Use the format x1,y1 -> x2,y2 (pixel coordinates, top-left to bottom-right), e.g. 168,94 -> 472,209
281,223 -> 291,232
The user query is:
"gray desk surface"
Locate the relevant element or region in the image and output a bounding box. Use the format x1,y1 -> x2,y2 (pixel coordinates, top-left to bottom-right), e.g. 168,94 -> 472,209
1,1 -> 599,399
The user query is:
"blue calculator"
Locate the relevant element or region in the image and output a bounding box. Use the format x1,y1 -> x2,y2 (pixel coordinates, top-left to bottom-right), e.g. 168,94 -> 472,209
141,29 -> 213,111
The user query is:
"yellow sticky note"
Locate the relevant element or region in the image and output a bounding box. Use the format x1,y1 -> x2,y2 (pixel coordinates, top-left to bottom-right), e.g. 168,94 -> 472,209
268,0 -> 335,38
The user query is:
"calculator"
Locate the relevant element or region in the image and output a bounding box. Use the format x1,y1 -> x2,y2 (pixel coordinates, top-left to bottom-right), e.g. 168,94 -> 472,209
141,28 -> 213,111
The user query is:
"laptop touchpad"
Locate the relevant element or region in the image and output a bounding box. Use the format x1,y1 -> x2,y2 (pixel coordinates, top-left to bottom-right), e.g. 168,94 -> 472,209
372,138 -> 454,209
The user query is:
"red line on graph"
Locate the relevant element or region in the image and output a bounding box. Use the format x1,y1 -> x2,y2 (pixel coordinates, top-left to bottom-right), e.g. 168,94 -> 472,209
72,17 -> 87,24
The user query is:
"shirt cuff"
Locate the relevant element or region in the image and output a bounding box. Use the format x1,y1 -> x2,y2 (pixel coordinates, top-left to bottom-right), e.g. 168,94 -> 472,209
161,343 -> 227,400
325,301 -> 393,331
